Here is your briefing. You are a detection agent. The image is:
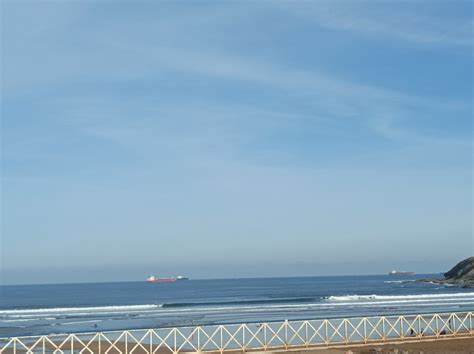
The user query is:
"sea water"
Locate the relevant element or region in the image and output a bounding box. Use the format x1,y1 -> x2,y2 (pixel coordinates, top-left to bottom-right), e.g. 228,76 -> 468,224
1,275 -> 473,337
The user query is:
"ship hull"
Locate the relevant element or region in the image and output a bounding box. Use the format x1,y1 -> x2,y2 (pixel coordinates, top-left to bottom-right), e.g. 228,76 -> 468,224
146,278 -> 177,283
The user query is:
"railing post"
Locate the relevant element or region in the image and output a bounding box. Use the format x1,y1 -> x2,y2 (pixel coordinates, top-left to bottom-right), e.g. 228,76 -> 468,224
344,319 -> 348,344
174,328 -> 177,354
453,315 -> 457,337
363,318 -> 367,343
305,321 -> 309,347
126,331 -> 129,354
242,324 -> 246,352
284,320 -> 288,349
418,316 -> 421,339
400,316 -> 404,340
382,317 -> 386,341
197,326 -> 201,352
150,330 -> 153,354
470,312 -> 473,335
436,316 -> 439,337
220,326 -> 224,353
263,323 -> 267,350
325,320 -> 329,346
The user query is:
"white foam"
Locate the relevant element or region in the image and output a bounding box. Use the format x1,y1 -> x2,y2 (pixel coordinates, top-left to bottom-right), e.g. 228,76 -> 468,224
325,292 -> 474,302
61,320 -> 102,325
0,304 -> 163,316
235,301 -> 474,312
1,318 -> 38,323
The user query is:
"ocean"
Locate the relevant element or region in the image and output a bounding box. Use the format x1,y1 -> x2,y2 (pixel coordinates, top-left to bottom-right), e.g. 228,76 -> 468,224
1,275 -> 473,338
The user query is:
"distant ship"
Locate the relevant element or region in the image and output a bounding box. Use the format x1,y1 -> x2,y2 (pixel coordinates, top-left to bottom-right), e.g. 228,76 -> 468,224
389,270 -> 415,276
146,275 -> 189,283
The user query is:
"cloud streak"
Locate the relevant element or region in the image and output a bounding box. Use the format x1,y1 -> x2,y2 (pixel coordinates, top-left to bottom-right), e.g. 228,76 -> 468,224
280,1 -> 473,47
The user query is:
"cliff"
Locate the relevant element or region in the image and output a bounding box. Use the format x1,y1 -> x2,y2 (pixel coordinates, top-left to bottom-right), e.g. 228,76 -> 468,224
416,256 -> 474,288
443,256 -> 474,287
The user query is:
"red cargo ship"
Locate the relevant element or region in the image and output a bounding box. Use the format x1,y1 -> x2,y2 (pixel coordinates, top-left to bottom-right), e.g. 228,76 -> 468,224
146,275 -> 176,283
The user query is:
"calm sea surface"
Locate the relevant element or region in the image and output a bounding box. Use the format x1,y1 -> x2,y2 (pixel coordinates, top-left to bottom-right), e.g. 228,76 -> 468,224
1,275 -> 473,337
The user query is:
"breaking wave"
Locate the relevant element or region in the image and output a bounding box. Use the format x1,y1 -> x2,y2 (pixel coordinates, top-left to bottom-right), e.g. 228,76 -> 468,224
2,293 -> 474,326
0,304 -> 163,316
325,292 -> 474,302
0,298 -> 317,317
161,297 -> 317,308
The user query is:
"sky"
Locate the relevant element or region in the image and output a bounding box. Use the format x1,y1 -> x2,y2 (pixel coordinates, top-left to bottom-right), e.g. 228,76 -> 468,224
1,0 -> 473,284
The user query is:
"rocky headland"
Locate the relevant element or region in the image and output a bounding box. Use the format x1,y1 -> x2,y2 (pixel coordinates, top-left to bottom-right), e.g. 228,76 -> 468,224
418,256 -> 474,288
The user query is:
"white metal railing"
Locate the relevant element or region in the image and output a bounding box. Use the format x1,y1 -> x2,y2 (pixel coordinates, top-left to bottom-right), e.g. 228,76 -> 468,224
0,312 -> 472,353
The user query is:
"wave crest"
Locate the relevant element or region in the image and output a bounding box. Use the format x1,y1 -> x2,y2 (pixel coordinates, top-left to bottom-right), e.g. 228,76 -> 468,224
325,292 -> 474,302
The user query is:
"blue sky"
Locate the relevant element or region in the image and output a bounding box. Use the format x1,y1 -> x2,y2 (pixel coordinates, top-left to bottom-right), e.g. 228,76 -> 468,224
1,1 -> 472,284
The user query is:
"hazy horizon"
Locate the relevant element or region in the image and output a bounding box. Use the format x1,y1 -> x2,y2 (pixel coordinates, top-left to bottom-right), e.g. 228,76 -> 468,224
0,257 -> 464,285
1,271 -> 447,287
1,1 -> 473,285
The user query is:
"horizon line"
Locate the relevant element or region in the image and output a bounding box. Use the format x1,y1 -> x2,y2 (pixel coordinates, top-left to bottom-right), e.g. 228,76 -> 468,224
0,272 -> 443,287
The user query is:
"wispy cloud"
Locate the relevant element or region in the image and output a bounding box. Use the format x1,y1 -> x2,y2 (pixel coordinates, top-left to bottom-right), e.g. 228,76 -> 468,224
3,0 -> 471,164
280,1 -> 473,47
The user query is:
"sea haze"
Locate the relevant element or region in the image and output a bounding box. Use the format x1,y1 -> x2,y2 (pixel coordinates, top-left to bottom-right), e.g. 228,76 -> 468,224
1,275 -> 473,337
